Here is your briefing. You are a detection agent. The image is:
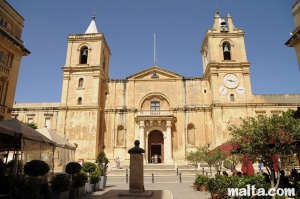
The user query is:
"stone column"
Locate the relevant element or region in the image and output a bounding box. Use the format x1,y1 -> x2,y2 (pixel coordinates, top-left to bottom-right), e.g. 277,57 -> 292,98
139,121 -> 145,163
139,121 -> 145,149
145,136 -> 148,164
166,121 -> 173,163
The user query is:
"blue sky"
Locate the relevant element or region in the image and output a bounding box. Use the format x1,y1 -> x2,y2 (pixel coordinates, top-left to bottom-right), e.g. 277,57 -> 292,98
8,0 -> 300,103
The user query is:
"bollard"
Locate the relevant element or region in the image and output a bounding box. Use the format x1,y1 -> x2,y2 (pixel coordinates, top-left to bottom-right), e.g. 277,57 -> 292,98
206,172 -> 208,176
179,172 -> 182,183
176,168 -> 178,176
202,167 -> 204,175
126,169 -> 128,183
152,173 -> 154,183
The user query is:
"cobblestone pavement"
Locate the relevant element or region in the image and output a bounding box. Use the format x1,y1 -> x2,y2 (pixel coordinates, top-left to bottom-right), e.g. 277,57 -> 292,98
80,176 -> 212,199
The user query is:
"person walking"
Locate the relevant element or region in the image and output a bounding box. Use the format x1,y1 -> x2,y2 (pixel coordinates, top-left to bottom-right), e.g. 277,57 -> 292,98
116,157 -> 120,169
258,161 -> 263,172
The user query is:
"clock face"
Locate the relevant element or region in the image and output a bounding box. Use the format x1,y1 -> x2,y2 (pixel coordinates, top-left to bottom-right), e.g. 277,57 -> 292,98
236,86 -> 245,94
223,74 -> 239,88
219,86 -> 228,95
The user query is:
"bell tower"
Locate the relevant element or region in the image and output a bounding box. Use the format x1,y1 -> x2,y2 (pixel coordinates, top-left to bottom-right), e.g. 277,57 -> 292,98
58,14 -> 111,159
200,12 -> 253,104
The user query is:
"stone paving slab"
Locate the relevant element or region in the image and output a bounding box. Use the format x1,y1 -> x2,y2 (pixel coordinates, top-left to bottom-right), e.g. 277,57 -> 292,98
79,176 -> 211,199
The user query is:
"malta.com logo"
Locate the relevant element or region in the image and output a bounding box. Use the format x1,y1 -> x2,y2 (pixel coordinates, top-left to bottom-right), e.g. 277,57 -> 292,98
228,185 -> 295,197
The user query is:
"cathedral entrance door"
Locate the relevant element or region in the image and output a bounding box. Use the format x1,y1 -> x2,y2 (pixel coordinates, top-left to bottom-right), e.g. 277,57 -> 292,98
148,130 -> 164,163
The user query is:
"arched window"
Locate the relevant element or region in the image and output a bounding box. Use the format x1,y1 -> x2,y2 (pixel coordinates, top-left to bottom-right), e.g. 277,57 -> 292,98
222,42 -> 231,60
230,94 -> 235,102
117,125 -> 125,146
187,124 -> 195,145
77,97 -> 82,105
78,78 -> 84,88
80,47 -> 88,64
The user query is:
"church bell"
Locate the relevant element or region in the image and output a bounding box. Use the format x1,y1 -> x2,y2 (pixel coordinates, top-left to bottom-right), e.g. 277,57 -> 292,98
220,18 -> 226,25
223,45 -> 230,52
82,49 -> 88,56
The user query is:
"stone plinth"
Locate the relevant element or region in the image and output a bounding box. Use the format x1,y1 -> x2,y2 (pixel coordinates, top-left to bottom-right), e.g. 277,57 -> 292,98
129,154 -> 144,193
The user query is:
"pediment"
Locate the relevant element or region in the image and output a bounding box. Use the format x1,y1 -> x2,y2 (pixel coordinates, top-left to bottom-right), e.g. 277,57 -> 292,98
126,66 -> 184,80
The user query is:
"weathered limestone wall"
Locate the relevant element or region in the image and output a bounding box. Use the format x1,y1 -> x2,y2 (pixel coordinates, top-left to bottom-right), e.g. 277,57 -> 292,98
253,94 -> 300,103
56,109 -> 99,161
12,102 -> 59,130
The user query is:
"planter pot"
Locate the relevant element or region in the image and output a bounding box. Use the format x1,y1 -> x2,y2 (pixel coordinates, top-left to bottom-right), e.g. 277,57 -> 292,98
93,182 -> 99,191
211,193 -> 221,199
51,190 -> 69,199
85,184 -> 94,193
99,176 -> 107,189
69,187 -> 76,199
40,183 -> 48,198
76,185 -> 85,197
200,184 -> 207,192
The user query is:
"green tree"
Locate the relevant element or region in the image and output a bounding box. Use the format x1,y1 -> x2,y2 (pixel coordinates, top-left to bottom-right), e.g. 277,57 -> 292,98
25,122 -> 38,129
185,145 -> 209,166
204,148 -> 227,173
228,109 -> 300,199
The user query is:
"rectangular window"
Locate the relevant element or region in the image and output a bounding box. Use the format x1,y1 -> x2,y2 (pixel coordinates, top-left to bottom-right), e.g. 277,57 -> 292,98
0,17 -> 3,26
28,118 -> 33,123
0,51 -> 8,66
45,118 -> 50,129
0,17 -> 11,30
150,101 -> 160,111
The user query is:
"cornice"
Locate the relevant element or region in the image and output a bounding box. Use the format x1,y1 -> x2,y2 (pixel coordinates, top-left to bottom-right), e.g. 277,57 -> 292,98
58,105 -> 101,111
0,27 -> 30,55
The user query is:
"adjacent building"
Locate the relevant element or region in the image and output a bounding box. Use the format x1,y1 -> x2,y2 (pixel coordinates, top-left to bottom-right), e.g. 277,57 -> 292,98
285,0 -> 300,70
0,0 -> 30,120
12,12 -> 300,164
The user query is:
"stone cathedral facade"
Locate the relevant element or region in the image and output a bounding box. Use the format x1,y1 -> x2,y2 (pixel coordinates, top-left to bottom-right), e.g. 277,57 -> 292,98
12,13 -> 300,164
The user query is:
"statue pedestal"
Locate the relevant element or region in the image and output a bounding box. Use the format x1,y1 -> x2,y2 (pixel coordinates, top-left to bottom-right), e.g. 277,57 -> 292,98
129,154 -> 144,193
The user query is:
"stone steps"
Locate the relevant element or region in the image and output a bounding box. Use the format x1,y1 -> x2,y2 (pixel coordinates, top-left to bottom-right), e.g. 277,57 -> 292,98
107,164 -> 214,176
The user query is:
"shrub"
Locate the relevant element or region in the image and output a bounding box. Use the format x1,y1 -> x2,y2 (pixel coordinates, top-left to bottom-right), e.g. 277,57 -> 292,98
11,176 -> 40,199
65,162 -> 82,175
50,173 -> 71,192
24,160 -> 50,177
194,174 -> 209,186
96,152 -> 109,176
82,162 -> 97,174
207,175 -> 238,197
90,170 -> 101,184
0,159 -> 5,175
72,171 -> 88,188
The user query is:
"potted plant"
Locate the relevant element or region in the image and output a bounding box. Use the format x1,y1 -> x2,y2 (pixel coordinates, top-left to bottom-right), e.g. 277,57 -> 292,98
23,160 -> 50,198
96,152 -> 109,189
65,162 -> 82,199
11,175 -> 40,199
207,175 -> 239,199
193,174 -> 209,191
72,171 -> 88,197
90,169 -> 101,191
82,162 -> 97,193
49,173 -> 71,199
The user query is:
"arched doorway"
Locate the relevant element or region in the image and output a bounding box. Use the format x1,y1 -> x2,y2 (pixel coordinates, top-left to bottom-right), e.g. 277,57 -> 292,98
148,130 -> 164,163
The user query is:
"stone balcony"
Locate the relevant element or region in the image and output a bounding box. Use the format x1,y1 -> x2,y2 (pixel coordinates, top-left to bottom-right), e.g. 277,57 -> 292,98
0,62 -> 10,77
137,110 -> 173,116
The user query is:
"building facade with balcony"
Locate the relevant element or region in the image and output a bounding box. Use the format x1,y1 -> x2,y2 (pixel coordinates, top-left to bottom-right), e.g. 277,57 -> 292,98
12,13 -> 300,164
0,0 -> 30,120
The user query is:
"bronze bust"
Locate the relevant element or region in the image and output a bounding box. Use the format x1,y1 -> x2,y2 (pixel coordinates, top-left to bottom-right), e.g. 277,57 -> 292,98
128,140 -> 145,154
